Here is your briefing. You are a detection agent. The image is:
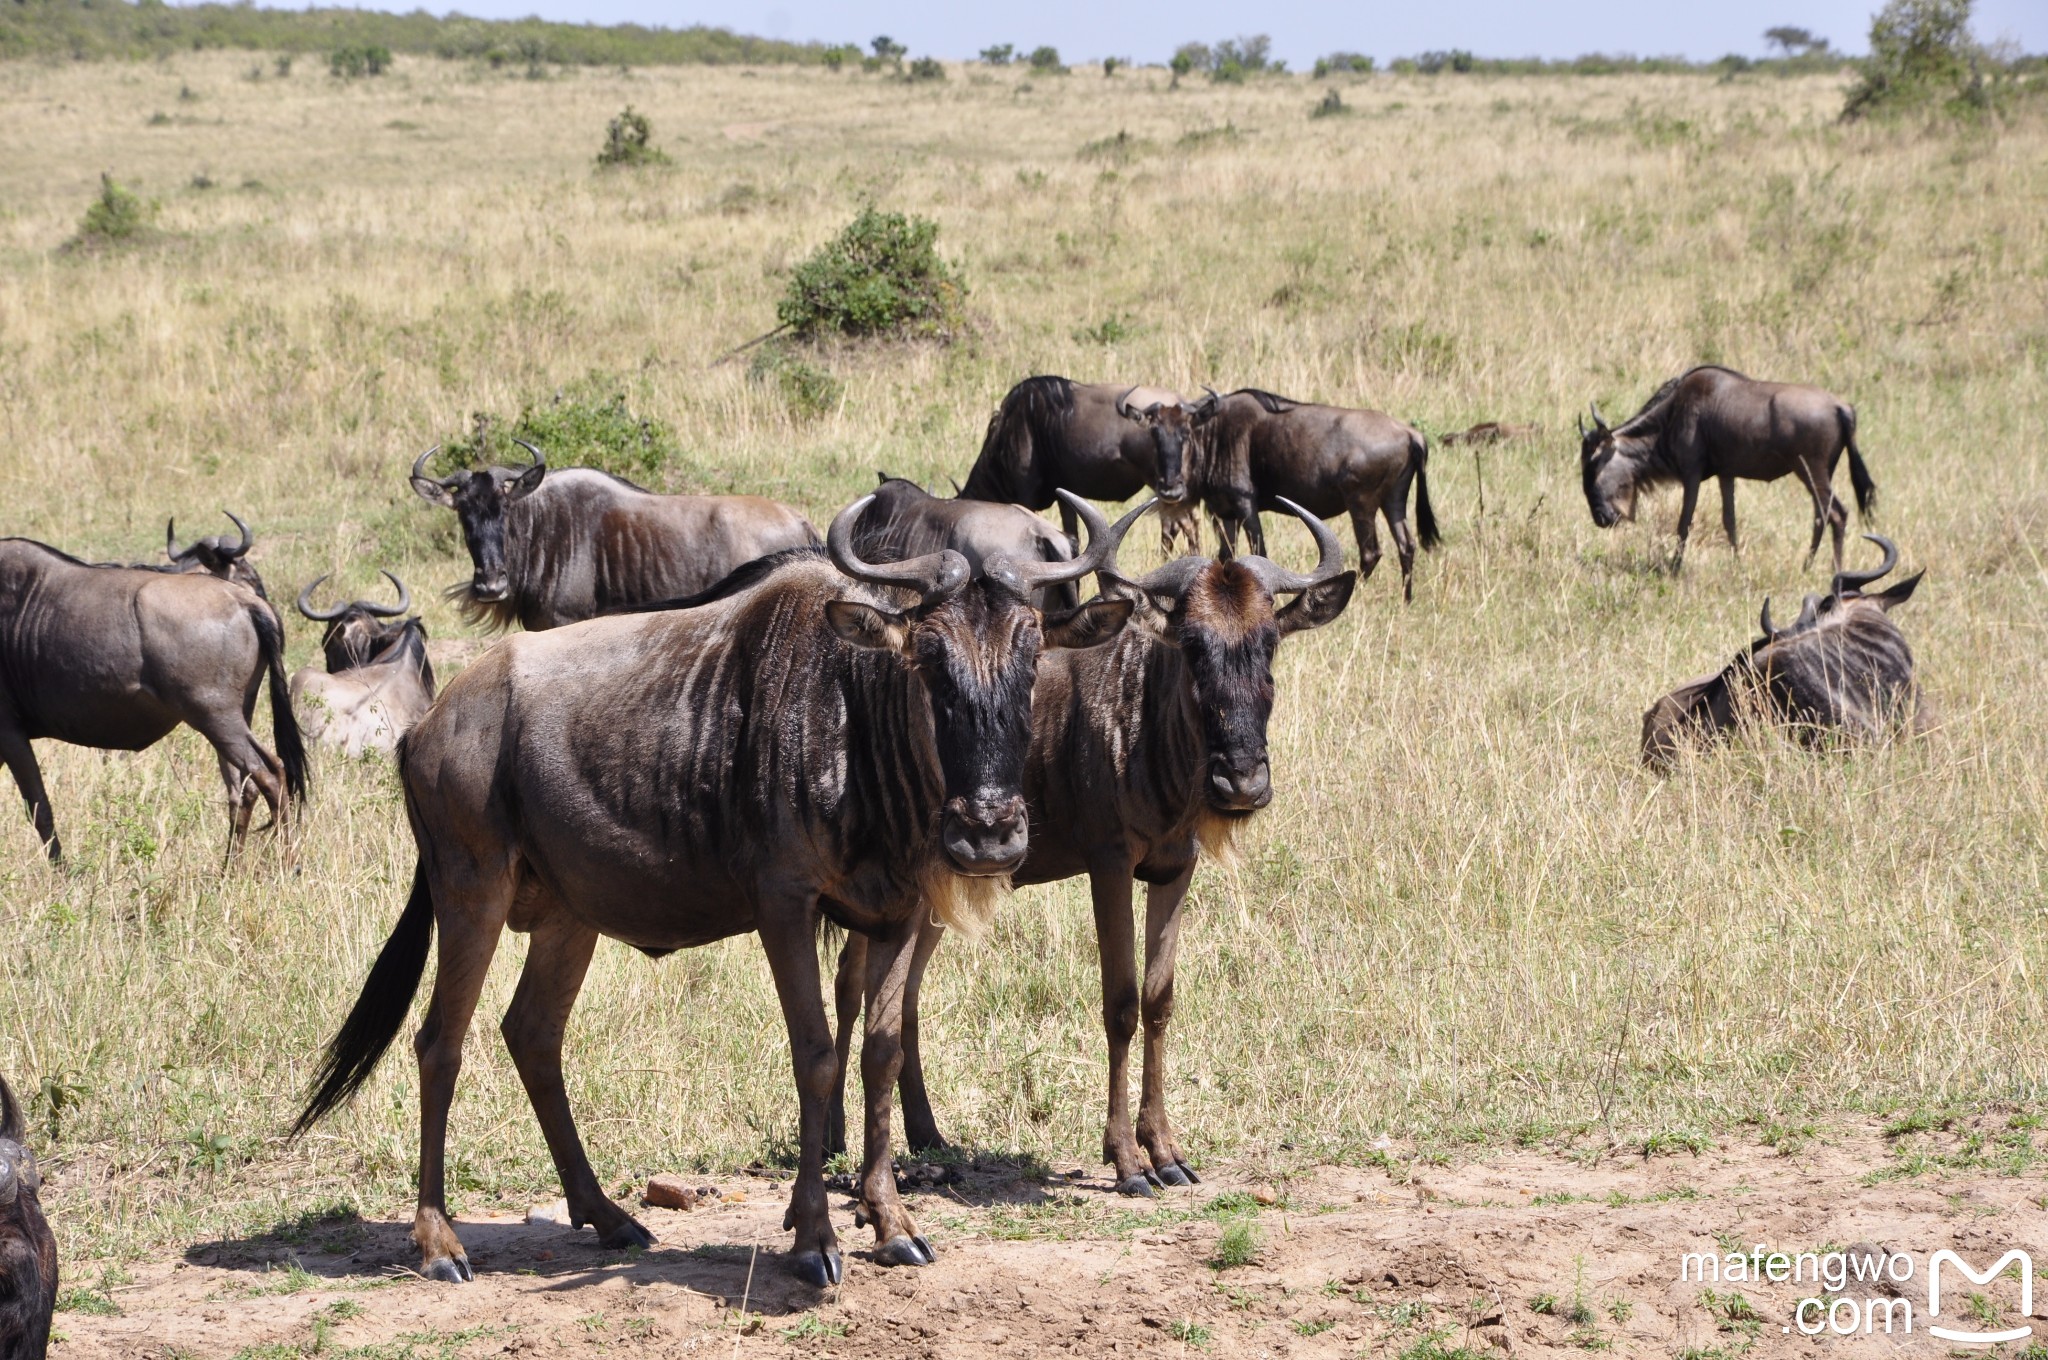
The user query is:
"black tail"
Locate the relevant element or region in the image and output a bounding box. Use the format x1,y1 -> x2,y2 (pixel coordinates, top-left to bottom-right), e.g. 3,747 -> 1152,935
1411,433 -> 1441,549
1841,406 -> 1876,517
291,859 -> 435,1138
252,605 -> 308,803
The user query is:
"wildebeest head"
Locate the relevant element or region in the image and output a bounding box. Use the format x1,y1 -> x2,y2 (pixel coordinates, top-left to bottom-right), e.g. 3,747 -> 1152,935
408,440 -> 547,603
1115,386 -> 1196,504
166,510 -> 268,597
297,570 -> 422,672
1097,497 -> 1356,814
1578,402 -> 1640,528
0,1073 -> 39,1213
825,490 -> 1135,879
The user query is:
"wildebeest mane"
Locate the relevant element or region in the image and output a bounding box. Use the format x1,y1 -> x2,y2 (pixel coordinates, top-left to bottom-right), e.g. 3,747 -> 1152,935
608,546 -> 827,615
1233,388 -> 1303,415
1617,365 -> 1752,436
960,375 -> 1078,503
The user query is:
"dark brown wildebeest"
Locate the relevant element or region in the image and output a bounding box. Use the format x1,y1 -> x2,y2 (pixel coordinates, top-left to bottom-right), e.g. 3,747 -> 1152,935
855,475 -> 1079,610
1579,365 -> 1877,573
291,494 -> 1138,1287
407,441 -> 819,631
827,498 -> 1356,1194
959,377 -> 1198,546
162,510 -> 270,601
1642,535 -> 1923,767
290,572 -> 436,758
0,1074 -> 56,1360
1180,388 -> 1440,601
0,538 -> 307,862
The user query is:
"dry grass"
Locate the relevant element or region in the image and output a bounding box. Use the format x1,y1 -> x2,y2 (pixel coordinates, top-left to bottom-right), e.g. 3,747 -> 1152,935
0,54 -> 2043,1270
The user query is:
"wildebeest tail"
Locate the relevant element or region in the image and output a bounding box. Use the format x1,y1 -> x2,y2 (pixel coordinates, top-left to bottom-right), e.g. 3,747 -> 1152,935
1411,432 -> 1441,549
1841,406 -> 1876,517
291,858 -> 435,1137
252,603 -> 308,802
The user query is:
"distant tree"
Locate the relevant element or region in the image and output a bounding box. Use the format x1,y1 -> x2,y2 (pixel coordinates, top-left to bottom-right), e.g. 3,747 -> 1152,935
870,35 -> 906,62
1027,45 -> 1065,73
1842,0 -> 1980,118
1764,25 -> 1828,55
1214,34 -> 1271,72
1103,55 -> 1122,76
1173,41 -> 1214,73
979,43 -> 1014,64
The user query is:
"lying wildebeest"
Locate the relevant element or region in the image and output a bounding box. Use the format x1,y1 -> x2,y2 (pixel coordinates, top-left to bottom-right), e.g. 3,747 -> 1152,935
855,475 -> 1079,610
162,510 -> 270,601
0,538 -> 307,861
1642,535 -> 1923,767
1179,388 -> 1440,602
1439,421 -> 1540,446
1579,365 -> 1876,573
960,377 -> 1197,546
408,441 -> 819,630
828,498 -> 1356,1195
290,572 -> 436,758
292,493 -> 1138,1287
0,1074 -> 56,1360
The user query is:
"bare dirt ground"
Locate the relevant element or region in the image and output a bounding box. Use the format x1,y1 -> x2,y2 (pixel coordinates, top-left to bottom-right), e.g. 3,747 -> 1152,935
55,1125 -> 2047,1359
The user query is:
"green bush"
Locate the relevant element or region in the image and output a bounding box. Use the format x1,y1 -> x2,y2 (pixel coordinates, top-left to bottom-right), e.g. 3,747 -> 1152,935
328,44 -> 390,77
1842,0 -> 1988,120
979,43 -> 1013,65
748,346 -> 843,421
1314,52 -> 1374,77
596,104 -> 669,167
1027,45 -> 1065,74
775,206 -> 966,341
907,55 -> 944,81
444,378 -> 681,484
68,173 -> 157,250
1312,88 -> 1348,117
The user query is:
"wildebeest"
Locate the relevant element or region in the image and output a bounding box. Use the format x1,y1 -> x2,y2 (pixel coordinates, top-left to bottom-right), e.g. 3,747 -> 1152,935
959,377 -> 1198,546
1642,535 -> 1923,767
291,493 -> 1138,1287
0,539 -> 307,861
162,510 -> 269,600
828,498 -> 1356,1195
855,475 -> 1079,610
0,1074 -> 56,1360
1439,421 -> 1540,446
290,572 -> 436,757
408,441 -> 819,630
1181,388 -> 1440,602
1579,365 -> 1876,573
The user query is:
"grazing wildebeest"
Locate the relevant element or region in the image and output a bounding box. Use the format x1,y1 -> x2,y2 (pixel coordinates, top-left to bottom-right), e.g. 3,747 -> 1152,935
828,498 -> 1356,1194
1182,388 -> 1440,602
291,493 -> 1138,1287
0,539 -> 307,862
290,572 -> 436,758
1642,535 -> 1923,767
408,441 -> 819,630
855,475 -> 1079,610
0,1074 -> 56,1360
1579,365 -> 1876,573
959,377 -> 1198,547
1439,421 -> 1540,446
162,510 -> 270,601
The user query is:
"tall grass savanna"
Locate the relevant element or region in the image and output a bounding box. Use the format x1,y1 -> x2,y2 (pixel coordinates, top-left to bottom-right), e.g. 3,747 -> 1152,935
0,48 -> 2043,1275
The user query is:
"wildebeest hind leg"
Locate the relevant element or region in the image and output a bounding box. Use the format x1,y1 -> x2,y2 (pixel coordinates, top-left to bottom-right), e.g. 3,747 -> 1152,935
1718,476 -> 1739,553
857,925 -> 935,1266
756,897 -> 844,1286
1349,503 -> 1384,591
500,911 -> 653,1251
1136,865 -> 1197,1186
824,935 -> 866,1160
1090,870 -> 1155,1195
896,916 -> 950,1153
0,725 -> 59,861
193,713 -> 282,853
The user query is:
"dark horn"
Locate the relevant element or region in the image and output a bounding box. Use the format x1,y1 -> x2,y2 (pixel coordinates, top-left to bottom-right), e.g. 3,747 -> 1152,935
1759,597 -> 1775,639
165,517 -> 183,561
296,574 -> 348,622
411,445 -> 440,481
1831,533 -> 1898,597
826,495 -> 969,602
222,509 -> 253,559
1114,385 -> 1139,419
1794,593 -> 1822,630
1589,400 -> 1607,429
361,570 -> 411,617
510,437 -> 545,468
1237,497 -> 1346,595
1012,491 -> 1143,592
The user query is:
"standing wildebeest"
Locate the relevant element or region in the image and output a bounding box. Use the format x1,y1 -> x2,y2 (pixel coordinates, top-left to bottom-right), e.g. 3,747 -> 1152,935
1182,388 -> 1440,602
1579,365 -> 1876,573
408,441 -> 819,631
0,539 -> 307,862
960,377 -> 1198,547
162,510 -> 270,601
0,1074 -> 56,1360
855,475 -> 1080,610
291,494 -> 1138,1287
828,498 -> 1356,1194
1642,535 -> 1923,767
290,572 -> 436,757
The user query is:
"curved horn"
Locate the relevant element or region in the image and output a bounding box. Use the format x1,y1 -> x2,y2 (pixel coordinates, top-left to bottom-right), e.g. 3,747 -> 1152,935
411,445 -> 440,482
1589,400 -> 1608,429
165,517 -> 184,561
1011,491 -> 1144,592
1203,385 -> 1220,401
1235,497 -> 1347,595
1114,385 -> 1139,419
221,509 -> 253,559
1794,593 -> 1822,630
1759,596 -> 1776,639
1831,533 -> 1898,597
295,573 -> 348,622
510,437 -> 545,468
826,495 -> 968,602
361,570 -> 411,617
1577,412 -> 1587,437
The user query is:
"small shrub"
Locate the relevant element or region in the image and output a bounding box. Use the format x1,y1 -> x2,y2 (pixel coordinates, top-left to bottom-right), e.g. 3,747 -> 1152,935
870,34 -> 906,68
1027,45 -> 1065,74
821,44 -> 859,70
505,378 -> 681,483
1842,0 -> 1987,120
68,173 -> 158,250
273,54 -> 292,77
1103,56 -> 1122,77
907,55 -> 945,82
1213,1217 -> 1260,1268
55,1287 -> 120,1317
1315,51 -> 1374,77
980,43 -> 1014,65
776,206 -> 966,341
596,105 -> 669,167
1073,314 -> 1135,344
748,346 -> 843,422
1312,88 -> 1348,118
329,44 -> 390,78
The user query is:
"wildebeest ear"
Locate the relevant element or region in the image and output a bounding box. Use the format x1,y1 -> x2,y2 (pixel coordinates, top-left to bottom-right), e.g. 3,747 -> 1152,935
1098,577 -> 1176,639
410,475 -> 454,507
1042,597 -> 1133,650
1275,571 -> 1357,636
1869,569 -> 1923,611
824,600 -> 911,652
504,462 -> 546,501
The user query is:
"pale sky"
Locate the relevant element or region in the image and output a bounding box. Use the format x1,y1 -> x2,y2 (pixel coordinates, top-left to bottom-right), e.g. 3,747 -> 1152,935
282,1 -> 2046,63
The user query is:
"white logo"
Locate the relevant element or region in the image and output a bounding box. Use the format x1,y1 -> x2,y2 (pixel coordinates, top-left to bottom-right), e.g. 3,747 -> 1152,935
1927,1249 -> 2033,1345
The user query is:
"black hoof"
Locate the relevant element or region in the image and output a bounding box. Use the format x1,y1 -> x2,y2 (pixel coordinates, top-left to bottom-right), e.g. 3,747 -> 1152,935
1178,1161 -> 1201,1185
791,1249 -> 844,1287
905,1130 -> 952,1155
876,1234 -> 935,1267
423,1254 -> 473,1283
1154,1162 -> 1192,1188
1114,1174 -> 1158,1198
602,1218 -> 656,1251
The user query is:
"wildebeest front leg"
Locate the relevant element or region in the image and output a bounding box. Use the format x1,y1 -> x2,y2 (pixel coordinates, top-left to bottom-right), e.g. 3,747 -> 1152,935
896,916 -> 949,1153
757,899 -> 844,1286
1091,869 -> 1155,1195
824,934 -> 865,1160
1136,864 -> 1197,1186
1718,475 -> 1739,552
0,725 -> 59,861
1670,478 -> 1700,573
857,924 -> 936,1267
500,912 -> 654,1251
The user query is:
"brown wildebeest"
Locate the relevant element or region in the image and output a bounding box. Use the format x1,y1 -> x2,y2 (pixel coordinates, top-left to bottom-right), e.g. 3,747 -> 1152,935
959,377 -> 1198,546
1439,421 -> 1540,446
828,498 -> 1356,1195
1579,365 -> 1877,573
162,510 -> 270,601
855,475 -> 1080,610
1642,535 -> 1923,767
0,538 -> 307,862
1182,388 -> 1440,601
291,494 -> 1138,1287
408,440 -> 819,630
0,1074 -> 56,1360
289,572 -> 436,758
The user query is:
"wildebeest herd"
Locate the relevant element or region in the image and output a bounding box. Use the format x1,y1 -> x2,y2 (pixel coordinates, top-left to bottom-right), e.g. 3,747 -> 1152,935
0,362 -> 1924,1314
